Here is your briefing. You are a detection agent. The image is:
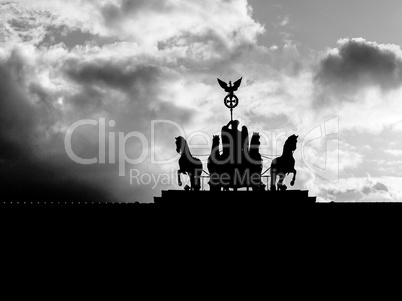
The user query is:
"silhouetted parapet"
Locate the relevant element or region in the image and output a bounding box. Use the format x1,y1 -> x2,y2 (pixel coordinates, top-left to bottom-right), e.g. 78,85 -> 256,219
154,190 -> 316,207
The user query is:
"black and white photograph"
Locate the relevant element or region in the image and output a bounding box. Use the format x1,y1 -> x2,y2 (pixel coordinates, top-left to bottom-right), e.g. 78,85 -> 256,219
1,0 -> 402,209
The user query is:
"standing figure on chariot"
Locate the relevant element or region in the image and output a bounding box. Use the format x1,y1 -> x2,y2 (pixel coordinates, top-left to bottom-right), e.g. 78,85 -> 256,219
221,120 -> 249,189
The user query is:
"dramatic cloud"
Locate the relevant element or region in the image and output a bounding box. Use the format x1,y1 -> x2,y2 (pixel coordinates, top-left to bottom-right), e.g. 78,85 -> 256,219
311,38 -> 402,136
313,176 -> 401,203
316,38 -> 402,94
0,47 -> 114,201
0,0 -> 268,202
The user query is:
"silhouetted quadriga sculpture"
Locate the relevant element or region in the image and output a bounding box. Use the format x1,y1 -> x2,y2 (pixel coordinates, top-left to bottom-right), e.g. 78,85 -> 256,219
163,77 -> 316,205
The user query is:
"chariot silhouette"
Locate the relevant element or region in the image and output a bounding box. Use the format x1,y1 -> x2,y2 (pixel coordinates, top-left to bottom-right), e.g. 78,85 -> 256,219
175,77 -> 298,192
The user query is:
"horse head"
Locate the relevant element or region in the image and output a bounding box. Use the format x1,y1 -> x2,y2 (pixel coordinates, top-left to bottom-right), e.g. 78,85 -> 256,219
284,134 -> 298,153
212,135 -> 220,147
250,132 -> 260,147
175,136 -> 186,154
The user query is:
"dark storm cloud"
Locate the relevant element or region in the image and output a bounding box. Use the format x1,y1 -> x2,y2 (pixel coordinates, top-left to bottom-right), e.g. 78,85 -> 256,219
0,52 -> 113,202
59,53 -> 195,178
372,182 -> 389,193
60,58 -> 195,202
37,25 -> 118,49
315,38 -> 402,93
4,8 -> 52,44
360,182 -> 389,194
0,49 -> 43,160
0,46 -> 195,202
359,181 -> 390,195
101,0 -> 171,25
65,60 -> 161,92
63,57 -> 194,125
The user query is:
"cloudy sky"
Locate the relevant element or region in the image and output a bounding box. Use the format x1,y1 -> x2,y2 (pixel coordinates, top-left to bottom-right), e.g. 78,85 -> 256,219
1,0 -> 402,203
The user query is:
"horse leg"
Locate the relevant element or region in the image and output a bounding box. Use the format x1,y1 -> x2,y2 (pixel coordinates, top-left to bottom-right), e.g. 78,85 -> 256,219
209,170 -> 217,192
193,170 -> 202,191
270,169 -> 276,191
177,170 -> 183,187
195,176 -> 200,191
251,172 -> 258,191
208,172 -> 214,191
189,172 -> 195,191
217,172 -> 222,191
258,168 -> 266,191
290,169 -> 297,186
278,173 -> 287,191
209,174 -> 216,192
256,172 -> 263,191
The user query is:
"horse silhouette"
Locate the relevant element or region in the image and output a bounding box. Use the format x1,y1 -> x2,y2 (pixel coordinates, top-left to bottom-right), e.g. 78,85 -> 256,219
207,135 -> 223,192
175,136 -> 203,191
248,132 -> 265,191
270,134 -> 298,191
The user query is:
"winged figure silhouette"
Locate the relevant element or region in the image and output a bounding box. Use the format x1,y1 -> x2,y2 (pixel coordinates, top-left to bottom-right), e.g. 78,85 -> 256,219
217,77 -> 242,93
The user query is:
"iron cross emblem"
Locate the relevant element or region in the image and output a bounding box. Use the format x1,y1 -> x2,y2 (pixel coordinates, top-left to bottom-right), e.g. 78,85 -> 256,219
217,77 -> 242,121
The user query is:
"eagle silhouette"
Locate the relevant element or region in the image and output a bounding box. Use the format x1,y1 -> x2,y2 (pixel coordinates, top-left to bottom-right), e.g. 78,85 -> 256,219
217,77 -> 242,93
